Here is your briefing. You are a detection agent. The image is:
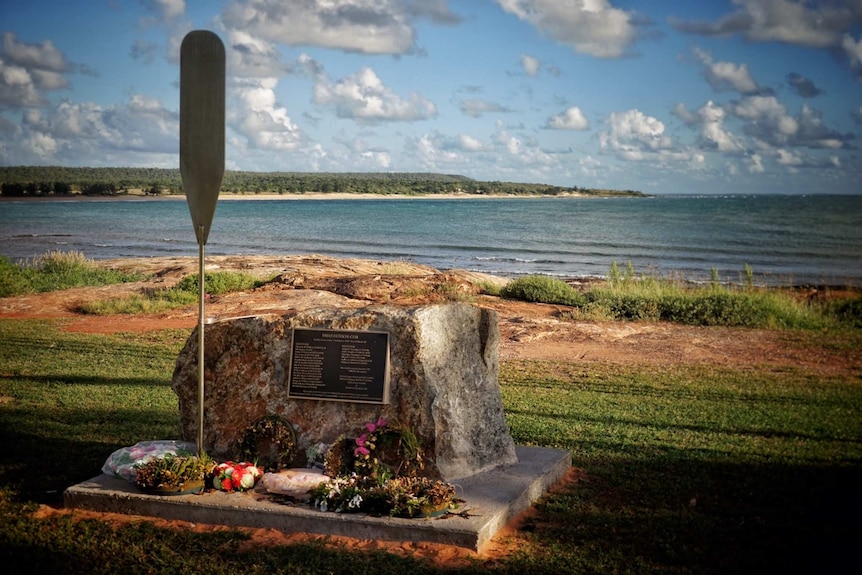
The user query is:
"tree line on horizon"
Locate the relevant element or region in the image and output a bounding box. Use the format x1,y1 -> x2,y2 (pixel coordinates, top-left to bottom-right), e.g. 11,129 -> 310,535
0,166 -> 645,198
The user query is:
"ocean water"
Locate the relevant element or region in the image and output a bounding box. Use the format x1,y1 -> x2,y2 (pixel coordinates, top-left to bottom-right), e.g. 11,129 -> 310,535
1,195 -> 860,286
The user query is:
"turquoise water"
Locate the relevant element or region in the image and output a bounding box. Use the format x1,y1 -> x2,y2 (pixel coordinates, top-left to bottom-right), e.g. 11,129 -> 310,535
1,195 -> 860,285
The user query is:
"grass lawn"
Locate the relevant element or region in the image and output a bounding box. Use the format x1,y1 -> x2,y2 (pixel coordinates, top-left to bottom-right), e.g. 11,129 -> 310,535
1,319 -> 860,574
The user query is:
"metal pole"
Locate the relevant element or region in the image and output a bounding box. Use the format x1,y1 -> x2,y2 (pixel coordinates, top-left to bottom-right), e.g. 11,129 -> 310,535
197,225 -> 205,456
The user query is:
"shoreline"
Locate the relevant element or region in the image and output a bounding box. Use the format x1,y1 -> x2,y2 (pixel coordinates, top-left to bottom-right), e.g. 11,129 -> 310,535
0,191 -> 594,202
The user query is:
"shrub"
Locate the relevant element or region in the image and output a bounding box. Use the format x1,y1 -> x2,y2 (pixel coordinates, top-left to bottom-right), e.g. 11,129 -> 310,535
500,275 -> 585,306
820,296 -> 862,329
584,289 -> 660,321
174,271 -> 263,296
77,271 -> 266,315
0,251 -> 147,297
500,264 -> 848,330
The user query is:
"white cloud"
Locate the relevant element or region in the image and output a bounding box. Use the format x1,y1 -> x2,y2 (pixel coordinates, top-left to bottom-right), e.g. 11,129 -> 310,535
842,34 -> 862,77
2,32 -> 68,73
141,0 -> 186,21
730,96 -> 852,150
747,153 -> 764,173
227,29 -> 286,78
0,60 -> 44,107
599,109 -> 689,162
495,0 -> 637,58
546,106 -> 590,130
493,120 -> 559,165
420,132 -> 488,153
697,101 -> 745,153
672,102 -> 698,125
222,0 -> 417,55
413,132 -> 469,166
776,148 -> 803,166
333,137 -> 392,169
0,33 -> 72,106
794,104 -> 853,149
404,0 -> 461,24
458,134 -> 485,151
732,95 -> 798,147
520,54 -> 540,76
231,77 -> 303,150
1,94 -> 179,165
671,0 -> 862,49
459,99 -> 510,117
313,67 -> 437,122
693,47 -> 764,95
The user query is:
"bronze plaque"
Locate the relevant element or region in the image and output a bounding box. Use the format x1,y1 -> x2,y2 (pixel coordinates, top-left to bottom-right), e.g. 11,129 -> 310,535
288,328 -> 390,404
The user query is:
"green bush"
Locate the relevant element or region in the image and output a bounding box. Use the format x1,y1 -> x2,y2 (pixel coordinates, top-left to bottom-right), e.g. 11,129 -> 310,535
498,265 -> 855,330
584,290 -> 660,321
174,271 -> 263,296
820,296 -> 862,329
500,275 -> 585,306
78,271 -> 266,315
0,252 -> 147,297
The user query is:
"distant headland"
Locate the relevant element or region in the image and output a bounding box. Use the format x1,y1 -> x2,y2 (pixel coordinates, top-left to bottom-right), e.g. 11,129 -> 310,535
0,166 -> 648,199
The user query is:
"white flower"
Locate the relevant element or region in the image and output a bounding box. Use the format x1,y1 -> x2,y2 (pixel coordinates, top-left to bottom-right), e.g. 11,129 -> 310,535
239,470 -> 256,490
348,494 -> 363,509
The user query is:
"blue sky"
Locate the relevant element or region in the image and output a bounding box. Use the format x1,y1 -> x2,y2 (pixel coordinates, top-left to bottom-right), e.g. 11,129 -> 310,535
1,0 -> 861,194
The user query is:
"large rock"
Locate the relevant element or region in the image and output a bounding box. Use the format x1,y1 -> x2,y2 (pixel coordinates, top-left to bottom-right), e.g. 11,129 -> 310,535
171,303 -> 518,480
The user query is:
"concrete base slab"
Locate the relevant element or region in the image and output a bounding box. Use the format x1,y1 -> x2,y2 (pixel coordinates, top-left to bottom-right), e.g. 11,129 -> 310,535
64,445 -> 570,551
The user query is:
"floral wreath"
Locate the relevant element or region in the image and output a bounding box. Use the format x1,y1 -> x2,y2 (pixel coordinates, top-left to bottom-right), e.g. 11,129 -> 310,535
237,414 -> 297,471
353,417 -> 423,478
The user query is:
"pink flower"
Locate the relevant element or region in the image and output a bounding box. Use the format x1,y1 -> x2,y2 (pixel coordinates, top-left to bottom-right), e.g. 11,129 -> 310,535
354,446 -> 370,457
365,417 -> 388,433
355,433 -> 367,447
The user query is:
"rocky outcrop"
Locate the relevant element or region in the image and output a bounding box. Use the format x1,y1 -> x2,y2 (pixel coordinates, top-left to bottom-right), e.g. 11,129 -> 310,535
171,303 -> 518,480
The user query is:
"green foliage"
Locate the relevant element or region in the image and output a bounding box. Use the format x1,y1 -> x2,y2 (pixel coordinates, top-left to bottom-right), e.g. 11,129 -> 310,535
0,165 -> 647,197
174,271 -> 264,296
0,252 -> 147,297
76,271 -> 267,315
500,264 -> 857,329
133,453 -> 215,490
500,275 -> 585,306
821,296 -> 862,328
476,280 -> 502,296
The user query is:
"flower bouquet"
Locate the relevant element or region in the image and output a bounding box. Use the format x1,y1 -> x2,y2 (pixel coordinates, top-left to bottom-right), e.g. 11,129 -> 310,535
133,452 -> 216,496
211,461 -> 262,492
309,473 -> 459,517
103,440 -> 197,482
383,476 -> 458,518
309,417 -> 459,518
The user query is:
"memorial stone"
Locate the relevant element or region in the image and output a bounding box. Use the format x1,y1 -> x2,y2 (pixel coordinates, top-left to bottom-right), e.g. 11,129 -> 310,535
171,303 -> 519,480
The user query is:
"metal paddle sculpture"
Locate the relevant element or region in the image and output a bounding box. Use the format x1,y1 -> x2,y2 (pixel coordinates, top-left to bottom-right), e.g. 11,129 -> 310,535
179,30 -> 225,456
